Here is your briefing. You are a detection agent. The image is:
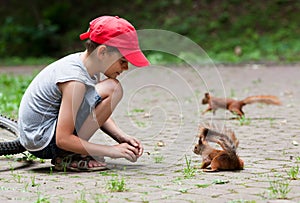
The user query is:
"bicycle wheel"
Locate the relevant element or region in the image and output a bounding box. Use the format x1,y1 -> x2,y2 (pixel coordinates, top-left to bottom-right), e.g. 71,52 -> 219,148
0,115 -> 26,155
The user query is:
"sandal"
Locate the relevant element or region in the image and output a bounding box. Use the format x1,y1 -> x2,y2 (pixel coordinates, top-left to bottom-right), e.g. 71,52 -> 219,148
51,154 -> 108,172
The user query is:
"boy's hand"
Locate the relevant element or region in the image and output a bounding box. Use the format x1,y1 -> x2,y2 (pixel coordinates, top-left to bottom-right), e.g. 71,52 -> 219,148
121,135 -> 144,157
129,138 -> 143,157
111,143 -> 139,162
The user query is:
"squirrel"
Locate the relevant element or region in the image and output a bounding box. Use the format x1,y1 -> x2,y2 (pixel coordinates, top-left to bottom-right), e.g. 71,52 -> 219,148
201,92 -> 282,117
193,125 -> 244,172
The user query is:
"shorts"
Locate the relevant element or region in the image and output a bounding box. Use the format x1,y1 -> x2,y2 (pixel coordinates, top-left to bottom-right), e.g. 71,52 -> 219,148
29,88 -> 102,159
75,87 -> 102,131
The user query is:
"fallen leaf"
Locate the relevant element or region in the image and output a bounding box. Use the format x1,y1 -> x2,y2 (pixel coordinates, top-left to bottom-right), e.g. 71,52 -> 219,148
292,140 -> 299,146
157,141 -> 166,147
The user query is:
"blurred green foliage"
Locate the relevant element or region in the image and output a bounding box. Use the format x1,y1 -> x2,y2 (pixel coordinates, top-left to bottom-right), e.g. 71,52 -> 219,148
0,0 -> 299,64
0,74 -> 35,118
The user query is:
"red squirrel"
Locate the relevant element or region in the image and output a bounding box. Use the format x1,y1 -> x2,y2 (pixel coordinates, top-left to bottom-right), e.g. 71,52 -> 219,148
193,125 -> 244,172
201,93 -> 281,117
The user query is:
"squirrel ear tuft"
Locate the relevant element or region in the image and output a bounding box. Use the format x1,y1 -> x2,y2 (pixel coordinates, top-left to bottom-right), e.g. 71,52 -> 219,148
204,92 -> 210,98
199,126 -> 209,136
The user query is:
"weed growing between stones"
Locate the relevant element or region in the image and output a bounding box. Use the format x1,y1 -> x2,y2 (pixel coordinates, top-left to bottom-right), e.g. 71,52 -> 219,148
267,179 -> 291,199
183,155 -> 196,178
106,176 -> 127,192
238,115 -> 251,126
287,165 -> 299,180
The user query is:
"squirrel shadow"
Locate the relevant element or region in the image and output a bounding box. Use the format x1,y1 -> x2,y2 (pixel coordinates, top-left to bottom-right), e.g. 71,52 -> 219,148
206,116 -> 285,121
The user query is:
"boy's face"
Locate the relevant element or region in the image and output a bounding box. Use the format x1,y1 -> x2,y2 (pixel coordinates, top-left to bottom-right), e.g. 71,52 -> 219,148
103,52 -> 129,79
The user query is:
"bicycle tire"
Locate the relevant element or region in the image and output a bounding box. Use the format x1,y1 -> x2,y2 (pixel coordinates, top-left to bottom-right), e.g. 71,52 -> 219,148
0,115 -> 26,155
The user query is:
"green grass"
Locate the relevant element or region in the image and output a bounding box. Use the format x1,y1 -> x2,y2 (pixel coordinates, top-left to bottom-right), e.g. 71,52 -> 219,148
153,155 -> 164,163
0,57 -> 54,66
183,155 -> 196,179
75,190 -> 88,203
195,179 -> 229,189
268,179 -> 291,199
238,115 -> 251,126
0,73 -> 35,118
106,176 -> 127,192
35,192 -> 51,203
287,165 -> 299,180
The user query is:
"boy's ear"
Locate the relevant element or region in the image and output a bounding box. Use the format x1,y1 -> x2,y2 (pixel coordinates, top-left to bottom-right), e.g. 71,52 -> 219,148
96,45 -> 107,58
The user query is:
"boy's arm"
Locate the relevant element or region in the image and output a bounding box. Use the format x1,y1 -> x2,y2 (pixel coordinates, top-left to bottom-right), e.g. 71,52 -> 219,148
101,118 -> 143,157
55,81 -> 139,162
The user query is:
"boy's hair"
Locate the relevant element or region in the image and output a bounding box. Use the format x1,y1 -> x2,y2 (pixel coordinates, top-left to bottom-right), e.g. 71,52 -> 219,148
85,39 -> 119,54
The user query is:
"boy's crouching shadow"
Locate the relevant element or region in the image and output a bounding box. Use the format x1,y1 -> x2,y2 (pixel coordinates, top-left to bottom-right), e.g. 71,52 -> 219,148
30,161 -> 146,174
0,158 -> 36,172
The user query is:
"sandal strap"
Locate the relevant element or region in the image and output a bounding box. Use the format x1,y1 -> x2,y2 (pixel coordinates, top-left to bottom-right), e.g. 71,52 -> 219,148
77,156 -> 93,170
52,154 -> 106,171
51,153 -> 81,170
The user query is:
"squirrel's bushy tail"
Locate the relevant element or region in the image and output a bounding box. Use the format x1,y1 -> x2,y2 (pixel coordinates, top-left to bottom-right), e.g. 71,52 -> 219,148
199,125 -> 238,154
242,95 -> 281,105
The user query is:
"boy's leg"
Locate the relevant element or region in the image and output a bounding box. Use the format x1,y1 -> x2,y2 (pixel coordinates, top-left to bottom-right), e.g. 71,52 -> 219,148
48,78 -> 122,170
77,78 -> 123,141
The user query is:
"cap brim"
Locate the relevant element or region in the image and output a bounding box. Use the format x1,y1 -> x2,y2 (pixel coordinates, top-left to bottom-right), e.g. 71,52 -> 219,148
119,49 -> 150,67
80,32 -> 90,40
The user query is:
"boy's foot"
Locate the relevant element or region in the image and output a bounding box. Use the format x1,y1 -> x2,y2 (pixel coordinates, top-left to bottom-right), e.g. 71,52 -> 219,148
51,154 -> 108,172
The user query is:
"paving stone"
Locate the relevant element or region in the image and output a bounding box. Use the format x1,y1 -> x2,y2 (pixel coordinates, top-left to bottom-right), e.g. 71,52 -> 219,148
1,65 -> 300,202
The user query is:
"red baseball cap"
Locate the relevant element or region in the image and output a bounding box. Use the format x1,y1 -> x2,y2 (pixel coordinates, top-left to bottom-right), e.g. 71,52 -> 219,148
80,16 -> 150,67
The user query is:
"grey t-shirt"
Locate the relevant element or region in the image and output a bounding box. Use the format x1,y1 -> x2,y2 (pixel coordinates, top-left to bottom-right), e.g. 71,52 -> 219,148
18,53 -> 99,151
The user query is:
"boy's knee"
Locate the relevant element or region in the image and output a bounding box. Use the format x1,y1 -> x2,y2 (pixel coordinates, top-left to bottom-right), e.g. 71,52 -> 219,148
105,78 -> 123,96
95,78 -> 123,99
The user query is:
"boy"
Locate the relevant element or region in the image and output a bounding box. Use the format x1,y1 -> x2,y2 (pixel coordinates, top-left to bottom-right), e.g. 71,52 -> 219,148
18,16 -> 150,171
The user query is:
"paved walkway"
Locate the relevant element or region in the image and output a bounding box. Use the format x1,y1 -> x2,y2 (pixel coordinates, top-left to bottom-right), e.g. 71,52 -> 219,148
0,65 -> 299,202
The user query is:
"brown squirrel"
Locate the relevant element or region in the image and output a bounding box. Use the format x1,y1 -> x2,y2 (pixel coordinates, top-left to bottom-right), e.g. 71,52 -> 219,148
193,125 -> 244,172
201,93 -> 281,117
